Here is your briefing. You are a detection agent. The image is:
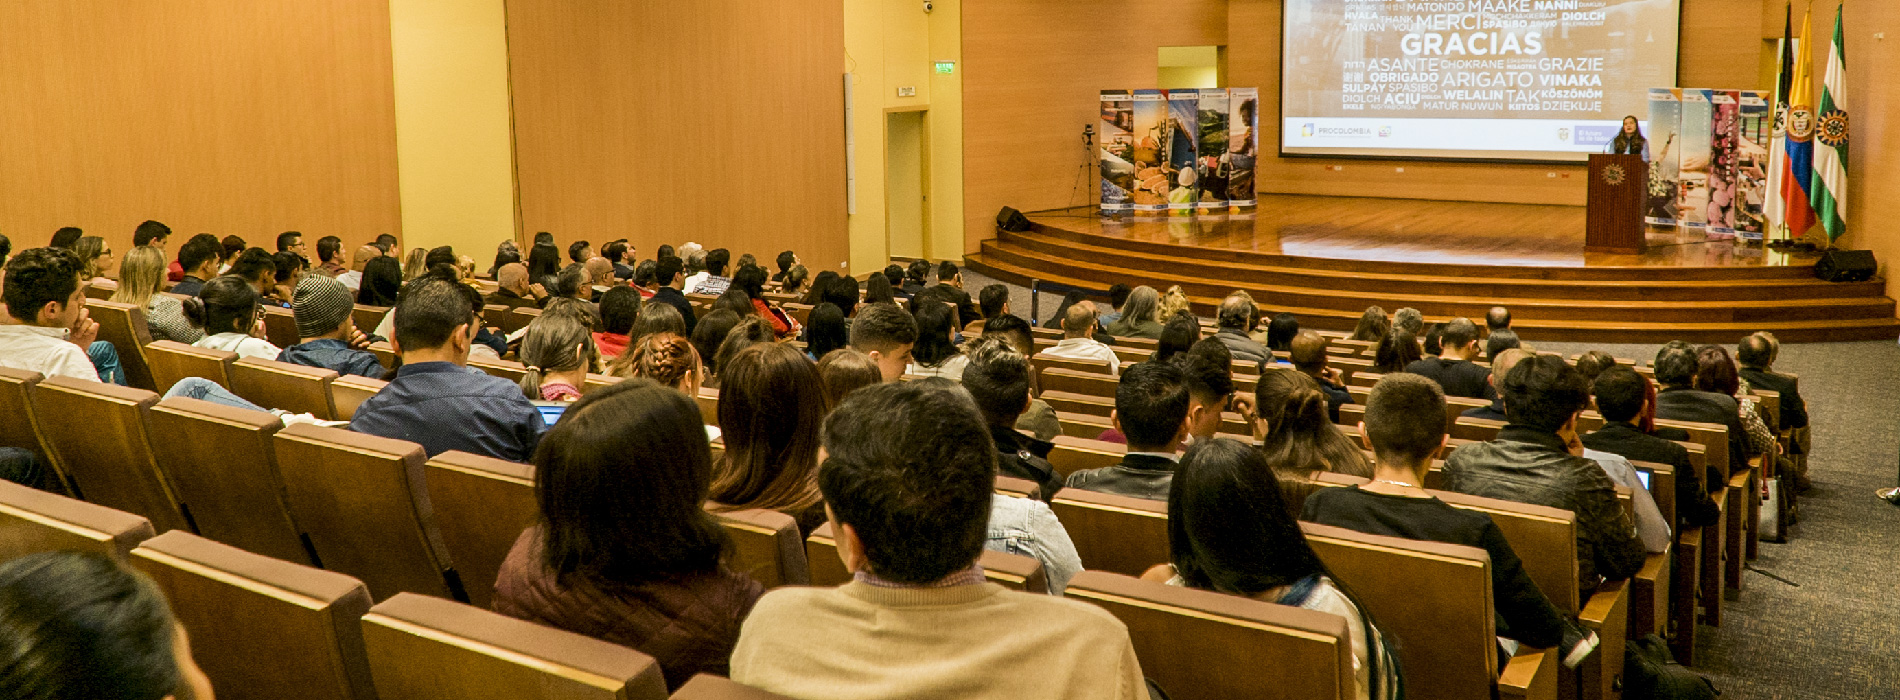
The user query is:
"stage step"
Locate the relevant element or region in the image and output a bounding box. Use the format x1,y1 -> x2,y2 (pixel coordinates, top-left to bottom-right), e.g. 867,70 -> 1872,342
977,239 -> 1895,325
966,250 -> 1900,344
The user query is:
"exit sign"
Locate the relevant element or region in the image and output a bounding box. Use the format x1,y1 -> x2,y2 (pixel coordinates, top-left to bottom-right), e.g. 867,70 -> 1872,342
934,61 -> 956,75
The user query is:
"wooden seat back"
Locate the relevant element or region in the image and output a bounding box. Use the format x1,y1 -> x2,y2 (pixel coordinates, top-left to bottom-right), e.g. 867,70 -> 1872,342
331,375 -> 388,420
272,423 -> 457,600
1300,522 -> 1525,700
1046,435 -> 1125,478
360,592 -> 668,700
506,307 -> 543,334
366,341 -> 397,369
1049,488 -> 1169,576
715,508 -> 811,588
0,369 -> 52,473
669,675 -> 794,699
470,356 -> 530,383
1040,367 -> 1119,397
230,356 -> 341,419
262,306 -> 302,348
804,523 -> 1049,593
146,339 -> 238,390
131,531 -> 376,700
1065,571 -> 1355,700
994,474 -> 1039,499
422,451 -> 539,609
482,304 -> 511,330
351,305 -> 389,338
0,480 -> 154,562
86,299 -> 160,391
32,377 -> 190,533
147,397 -> 310,564
1032,353 -> 1117,377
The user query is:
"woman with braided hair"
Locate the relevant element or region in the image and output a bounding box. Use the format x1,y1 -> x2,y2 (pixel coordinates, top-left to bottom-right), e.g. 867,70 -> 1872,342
609,332 -> 704,397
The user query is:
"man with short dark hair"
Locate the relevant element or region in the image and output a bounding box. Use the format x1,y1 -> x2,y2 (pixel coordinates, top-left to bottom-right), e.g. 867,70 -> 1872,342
227,248 -> 278,296
566,240 -> 592,267
1582,366 -> 1721,531
772,250 -> 798,283
1304,373 -> 1600,669
1441,355 -> 1646,593
170,235 -> 223,297
848,302 -> 918,382
1486,306 -> 1512,333
1485,329 -> 1521,361
0,248 -> 102,382
279,275 -> 384,378
601,240 -> 634,280
276,231 -> 307,264
1213,295 -> 1271,371
1289,330 -> 1351,421
1404,317 -> 1494,399
132,220 -> 171,249
962,337 -> 1063,500
1063,361 -> 1190,500
981,314 -> 1062,442
690,248 -> 733,296
1035,301 -> 1120,376
931,261 -> 980,327
349,276 -> 546,460
1652,345 -> 1748,476
312,235 -> 346,277
649,256 -> 698,334
882,263 -> 910,300
1265,312 -> 1300,353
1170,354 -> 1235,441
731,381 -> 1146,699
373,233 -> 399,253
1737,331 -> 1809,489
901,259 -> 931,297
48,227 -> 82,250
1098,283 -> 1132,325
977,283 -> 1011,320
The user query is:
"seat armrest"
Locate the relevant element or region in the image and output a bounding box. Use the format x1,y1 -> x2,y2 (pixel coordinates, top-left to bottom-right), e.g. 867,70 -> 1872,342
1579,580 -> 1628,700
1500,647 -> 1557,700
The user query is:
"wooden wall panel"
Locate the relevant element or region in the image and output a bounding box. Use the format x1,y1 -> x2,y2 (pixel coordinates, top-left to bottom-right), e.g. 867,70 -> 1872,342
506,0 -> 850,270
0,1 -> 401,259
1680,0 -> 1766,88
960,0 -> 1230,253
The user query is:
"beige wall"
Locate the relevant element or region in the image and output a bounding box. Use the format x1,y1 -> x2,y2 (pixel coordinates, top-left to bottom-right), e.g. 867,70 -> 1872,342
0,0 -> 401,258
1809,0 -> 1900,301
505,0 -> 850,272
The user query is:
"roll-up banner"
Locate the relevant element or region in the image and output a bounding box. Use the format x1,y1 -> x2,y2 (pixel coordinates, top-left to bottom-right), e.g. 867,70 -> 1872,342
1227,87 -> 1259,208
1706,89 -> 1742,238
1166,89 -> 1202,214
1676,89 -> 1713,229
1735,90 -> 1772,239
1130,89 -> 1170,212
1644,88 -> 1681,227
1195,88 -> 1230,211
1099,90 -> 1134,214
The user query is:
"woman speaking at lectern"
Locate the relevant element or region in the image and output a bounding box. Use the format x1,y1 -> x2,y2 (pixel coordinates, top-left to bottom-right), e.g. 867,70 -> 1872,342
1607,115 -> 1650,161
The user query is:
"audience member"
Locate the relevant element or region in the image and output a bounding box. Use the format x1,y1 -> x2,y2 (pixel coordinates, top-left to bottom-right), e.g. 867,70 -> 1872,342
962,337 -> 1063,500
626,301 -> 687,346
1485,329 -> 1521,361
1159,438 -> 1405,699
356,256 -> 403,306
1393,307 -> 1423,336
730,380 -> 1147,700
279,275 -> 383,378
1104,285 -> 1163,339
1694,344 -> 1775,466
767,249 -> 797,284
1290,330 -> 1352,421
1461,347 -> 1534,422
1371,329 -> 1421,374
517,312 -> 598,402
566,241 -> 593,273
1305,374 -> 1600,670
350,275 -> 546,460
1441,355 -> 1646,592
400,247 -> 428,282
906,300 -> 967,380
977,283 -> 1011,322
311,235 -> 346,277
0,551 -> 216,700
1156,284 -> 1192,321
0,248 -> 108,382
1265,312 -> 1300,353
374,233 -> 399,254
819,274 -> 860,319
608,332 -> 703,395
595,286 -> 642,357
1097,283 -> 1132,325
493,379 -> 760,690
1486,306 -> 1512,333
862,273 -> 896,306
133,220 -> 172,250
112,245 -> 203,344
707,343 -> 829,535
603,240 -> 635,280
1349,305 -> 1390,342
900,259 -> 931,297
183,276 -> 280,360
689,310 -> 742,380
1213,295 -> 1271,371
526,242 -> 562,281
648,256 -> 698,334
1255,369 -> 1370,514
48,226 -> 83,250
219,236 -> 247,272
815,348 -> 882,405
1573,350 -> 1617,386
1064,361 -> 1189,499
1038,301 -> 1121,376
583,256 -> 617,299
1421,321 -> 1444,357
733,264 -> 797,337
848,302 -> 917,382
780,264 -> 808,296
980,314 -> 1064,442
690,248 -> 733,296
1403,317 -> 1493,400
487,240 -> 520,279
72,236 -> 114,282
1652,345 -> 1748,476
339,244 -> 379,292
710,317 -> 773,381
1154,310 -> 1201,362
171,235 -> 223,297
1042,291 -> 1089,330
268,251 -> 306,305
1738,332 -> 1808,489
932,261 -> 981,326
487,262 -> 546,310
803,303 -> 849,359
1583,367 -> 1721,530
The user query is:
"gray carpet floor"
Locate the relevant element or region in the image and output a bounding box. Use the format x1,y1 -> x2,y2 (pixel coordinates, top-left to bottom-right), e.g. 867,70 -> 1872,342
962,269 -> 1900,699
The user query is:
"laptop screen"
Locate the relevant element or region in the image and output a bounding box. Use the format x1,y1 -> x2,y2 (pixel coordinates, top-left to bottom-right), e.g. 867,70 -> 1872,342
535,404 -> 566,426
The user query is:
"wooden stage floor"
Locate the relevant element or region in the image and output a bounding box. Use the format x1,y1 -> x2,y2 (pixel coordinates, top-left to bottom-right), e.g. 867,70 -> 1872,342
1036,194 -> 1819,269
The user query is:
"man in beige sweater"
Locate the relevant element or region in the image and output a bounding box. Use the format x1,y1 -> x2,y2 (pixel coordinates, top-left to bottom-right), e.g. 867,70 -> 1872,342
730,381 -> 1148,700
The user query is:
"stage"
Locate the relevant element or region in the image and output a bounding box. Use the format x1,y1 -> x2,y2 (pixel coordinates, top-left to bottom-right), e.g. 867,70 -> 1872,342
965,195 -> 1896,343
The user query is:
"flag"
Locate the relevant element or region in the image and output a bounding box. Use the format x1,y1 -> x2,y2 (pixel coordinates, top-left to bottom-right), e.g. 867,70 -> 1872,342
1763,4 -> 1795,238
1774,7 -> 1819,240
1809,6 -> 1849,242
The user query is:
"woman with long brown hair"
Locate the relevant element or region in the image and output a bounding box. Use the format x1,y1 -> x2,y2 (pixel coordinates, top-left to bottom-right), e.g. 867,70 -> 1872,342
1254,368 -> 1371,515
706,343 -> 828,535
609,332 -> 703,396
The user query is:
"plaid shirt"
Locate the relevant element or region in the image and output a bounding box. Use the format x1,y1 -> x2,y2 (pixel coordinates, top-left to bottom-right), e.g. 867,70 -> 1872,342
853,563 -> 987,589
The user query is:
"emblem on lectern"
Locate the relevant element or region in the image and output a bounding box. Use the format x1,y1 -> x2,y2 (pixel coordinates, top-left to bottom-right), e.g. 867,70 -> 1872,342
1602,163 -> 1626,186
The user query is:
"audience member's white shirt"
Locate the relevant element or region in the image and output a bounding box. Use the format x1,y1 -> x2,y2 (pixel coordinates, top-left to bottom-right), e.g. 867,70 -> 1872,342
0,325 -> 100,382
1585,448 -> 1671,554
194,332 -> 282,361
683,271 -> 710,292
336,269 -> 362,293
907,354 -> 969,381
1037,337 -> 1122,377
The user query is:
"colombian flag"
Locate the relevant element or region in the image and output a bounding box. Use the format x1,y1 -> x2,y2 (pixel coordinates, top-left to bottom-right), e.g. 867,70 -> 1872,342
1767,6 -> 1818,240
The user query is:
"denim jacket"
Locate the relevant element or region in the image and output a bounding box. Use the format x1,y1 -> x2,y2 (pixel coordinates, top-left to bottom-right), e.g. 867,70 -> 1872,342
986,495 -> 1082,595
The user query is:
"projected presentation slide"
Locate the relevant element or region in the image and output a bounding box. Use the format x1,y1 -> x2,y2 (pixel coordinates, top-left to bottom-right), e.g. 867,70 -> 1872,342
1281,0 -> 1680,161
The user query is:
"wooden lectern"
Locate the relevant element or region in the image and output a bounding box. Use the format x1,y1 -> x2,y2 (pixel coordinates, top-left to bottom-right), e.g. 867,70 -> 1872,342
1584,154 -> 1648,255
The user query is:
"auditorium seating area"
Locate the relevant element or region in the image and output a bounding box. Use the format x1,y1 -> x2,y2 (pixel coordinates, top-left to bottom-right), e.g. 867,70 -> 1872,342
2,227 -> 1857,700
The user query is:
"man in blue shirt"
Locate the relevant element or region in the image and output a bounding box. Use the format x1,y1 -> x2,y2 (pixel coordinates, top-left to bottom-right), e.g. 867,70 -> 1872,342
350,273 -> 545,461
279,275 -> 385,378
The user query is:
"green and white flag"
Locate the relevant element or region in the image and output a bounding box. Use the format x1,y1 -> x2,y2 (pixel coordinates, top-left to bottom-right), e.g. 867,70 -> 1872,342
1810,6 -> 1849,241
